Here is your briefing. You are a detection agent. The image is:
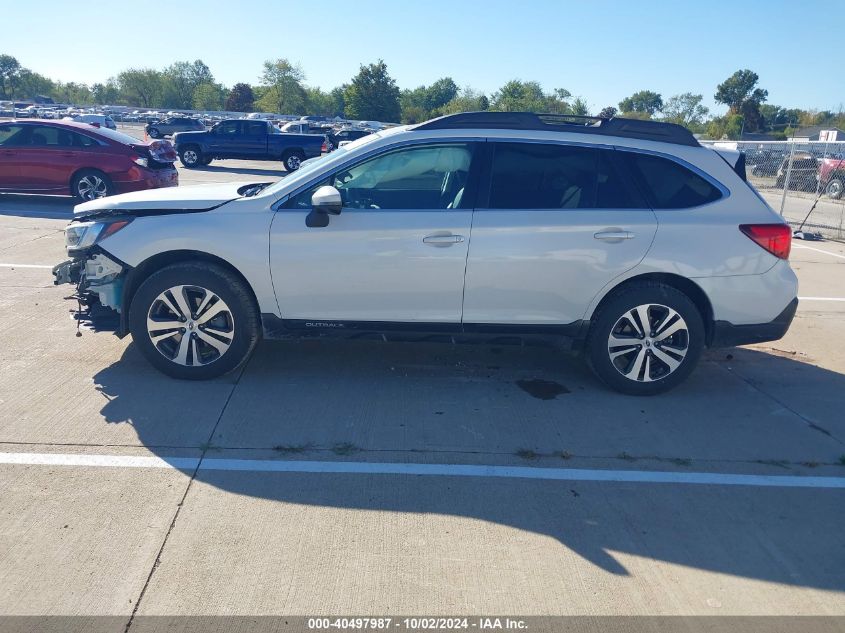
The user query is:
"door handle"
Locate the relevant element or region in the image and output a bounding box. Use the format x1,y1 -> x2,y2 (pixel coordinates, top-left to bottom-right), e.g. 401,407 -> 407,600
423,234 -> 465,245
594,230 -> 634,241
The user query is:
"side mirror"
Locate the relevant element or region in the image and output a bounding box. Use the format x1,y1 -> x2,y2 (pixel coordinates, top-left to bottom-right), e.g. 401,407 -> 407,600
311,185 -> 342,215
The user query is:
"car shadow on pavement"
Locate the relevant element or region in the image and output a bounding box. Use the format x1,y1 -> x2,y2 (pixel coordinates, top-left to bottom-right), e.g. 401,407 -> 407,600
91,340 -> 845,591
0,194 -> 75,220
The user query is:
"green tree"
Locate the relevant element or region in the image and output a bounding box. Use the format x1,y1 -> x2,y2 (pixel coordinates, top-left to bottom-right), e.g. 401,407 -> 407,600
52,81 -> 93,105
714,69 -> 767,114
598,106 -> 617,119
490,80 -> 572,113
437,87 -> 490,116
91,80 -> 121,105
661,93 -> 709,128
344,60 -> 401,122
329,86 -> 346,117
707,113 -> 744,140
193,83 -> 224,110
0,54 -> 21,100
225,83 -> 255,112
571,96 -> 590,116
618,90 -> 663,115
257,58 -> 306,114
164,60 -> 214,109
15,70 -> 54,101
305,87 -> 336,116
116,68 -> 164,108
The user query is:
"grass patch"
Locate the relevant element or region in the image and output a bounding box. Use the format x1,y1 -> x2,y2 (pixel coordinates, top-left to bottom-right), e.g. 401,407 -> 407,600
617,451 -> 637,462
556,450 -> 573,460
839,455 -> 845,466
273,443 -> 314,454
516,448 -> 539,460
332,442 -> 360,456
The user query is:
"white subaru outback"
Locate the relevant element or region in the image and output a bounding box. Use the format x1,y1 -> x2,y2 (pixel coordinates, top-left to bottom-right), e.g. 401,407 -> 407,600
53,112 -> 798,395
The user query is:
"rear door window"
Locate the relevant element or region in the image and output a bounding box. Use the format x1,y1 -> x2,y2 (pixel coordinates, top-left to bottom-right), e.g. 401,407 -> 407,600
0,124 -> 26,146
488,142 -> 644,209
624,152 -> 723,208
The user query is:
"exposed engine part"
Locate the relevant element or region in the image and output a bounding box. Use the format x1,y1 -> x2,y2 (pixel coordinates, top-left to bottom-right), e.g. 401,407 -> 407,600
84,253 -> 124,286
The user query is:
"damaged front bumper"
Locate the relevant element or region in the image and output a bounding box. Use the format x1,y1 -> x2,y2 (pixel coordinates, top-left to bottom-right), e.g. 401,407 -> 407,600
53,249 -> 128,335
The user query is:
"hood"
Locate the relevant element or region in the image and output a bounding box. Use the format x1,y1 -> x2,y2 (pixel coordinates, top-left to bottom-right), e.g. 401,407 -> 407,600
74,181 -> 261,218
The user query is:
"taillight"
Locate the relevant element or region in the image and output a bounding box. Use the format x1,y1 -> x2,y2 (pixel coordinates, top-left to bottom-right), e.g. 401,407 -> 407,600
739,224 -> 791,259
321,141 -> 327,152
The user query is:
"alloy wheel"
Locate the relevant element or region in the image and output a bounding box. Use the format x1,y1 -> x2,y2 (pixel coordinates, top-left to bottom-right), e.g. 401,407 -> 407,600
182,150 -> 198,166
146,285 -> 235,366
76,175 -> 108,200
286,155 -> 301,171
606,303 -> 690,382
827,179 -> 843,199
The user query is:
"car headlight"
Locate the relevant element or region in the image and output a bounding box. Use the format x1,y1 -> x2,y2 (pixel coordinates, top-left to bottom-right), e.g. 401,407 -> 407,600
65,219 -> 132,252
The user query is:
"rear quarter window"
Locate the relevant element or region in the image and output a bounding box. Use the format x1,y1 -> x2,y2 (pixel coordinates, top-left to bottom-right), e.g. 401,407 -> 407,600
625,152 -> 723,209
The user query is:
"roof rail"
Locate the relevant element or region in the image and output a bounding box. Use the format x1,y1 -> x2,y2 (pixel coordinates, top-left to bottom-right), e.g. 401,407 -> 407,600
413,111 -> 700,147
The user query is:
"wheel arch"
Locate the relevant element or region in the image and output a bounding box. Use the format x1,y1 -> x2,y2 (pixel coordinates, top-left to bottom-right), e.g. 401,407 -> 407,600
586,272 -> 715,346
120,249 -> 261,336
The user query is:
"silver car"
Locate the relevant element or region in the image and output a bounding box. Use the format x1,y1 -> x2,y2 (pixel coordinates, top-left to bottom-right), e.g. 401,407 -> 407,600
54,112 -> 798,395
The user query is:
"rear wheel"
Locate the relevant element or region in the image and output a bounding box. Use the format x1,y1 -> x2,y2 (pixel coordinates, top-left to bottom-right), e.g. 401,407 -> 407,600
129,262 -> 260,380
72,169 -> 114,201
147,127 -> 161,139
586,282 -> 704,395
179,146 -> 202,168
282,150 -> 305,172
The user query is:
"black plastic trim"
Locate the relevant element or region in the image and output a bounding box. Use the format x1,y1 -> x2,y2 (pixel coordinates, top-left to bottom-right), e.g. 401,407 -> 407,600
260,314 -> 587,347
710,298 -> 798,348
414,112 -> 700,147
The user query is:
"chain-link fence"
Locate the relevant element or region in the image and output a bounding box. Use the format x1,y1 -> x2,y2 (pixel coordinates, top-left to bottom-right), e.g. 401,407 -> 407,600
704,140 -> 845,240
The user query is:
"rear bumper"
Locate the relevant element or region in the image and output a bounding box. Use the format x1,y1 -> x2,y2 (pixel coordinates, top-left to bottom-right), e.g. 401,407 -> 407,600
710,297 -> 798,347
113,166 -> 178,194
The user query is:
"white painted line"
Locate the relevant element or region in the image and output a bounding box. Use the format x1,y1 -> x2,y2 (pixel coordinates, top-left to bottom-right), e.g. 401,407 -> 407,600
1,452 -> 844,489
0,453 -> 199,469
0,263 -> 53,269
793,245 -> 845,260
798,296 -> 845,302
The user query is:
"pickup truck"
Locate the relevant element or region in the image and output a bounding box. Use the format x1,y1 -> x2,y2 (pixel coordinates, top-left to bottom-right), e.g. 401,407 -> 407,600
172,119 -> 324,172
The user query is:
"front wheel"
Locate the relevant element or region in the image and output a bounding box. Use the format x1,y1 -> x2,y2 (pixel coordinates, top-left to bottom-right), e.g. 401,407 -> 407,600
147,127 -> 160,139
825,177 -> 844,200
179,147 -> 202,168
129,262 -> 260,380
585,282 -> 704,395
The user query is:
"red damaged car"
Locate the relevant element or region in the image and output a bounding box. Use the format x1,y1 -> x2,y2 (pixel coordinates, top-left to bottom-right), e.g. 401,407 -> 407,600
0,119 -> 178,200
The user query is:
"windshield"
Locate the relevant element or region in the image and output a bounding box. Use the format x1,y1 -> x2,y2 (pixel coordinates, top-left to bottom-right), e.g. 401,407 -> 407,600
261,129 -> 391,196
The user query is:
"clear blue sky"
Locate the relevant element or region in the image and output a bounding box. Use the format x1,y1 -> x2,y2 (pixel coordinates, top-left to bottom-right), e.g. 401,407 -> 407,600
3,0 -> 841,113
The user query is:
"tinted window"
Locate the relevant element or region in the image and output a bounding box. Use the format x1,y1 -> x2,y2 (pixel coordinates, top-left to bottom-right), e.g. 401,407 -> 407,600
489,143 -> 641,209
217,121 -> 241,135
0,124 -> 26,146
245,121 -> 267,135
626,152 -> 722,208
285,144 -> 473,211
24,126 -> 77,147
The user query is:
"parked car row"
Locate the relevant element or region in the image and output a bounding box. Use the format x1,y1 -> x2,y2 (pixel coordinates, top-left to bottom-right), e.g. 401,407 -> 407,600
745,148 -> 845,199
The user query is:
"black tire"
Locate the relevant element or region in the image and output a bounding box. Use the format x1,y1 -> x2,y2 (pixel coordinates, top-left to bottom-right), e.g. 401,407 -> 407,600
71,169 -> 114,201
825,177 -> 844,200
179,146 -> 203,168
282,149 -> 305,172
147,127 -> 161,139
585,282 -> 705,396
129,262 -> 260,380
